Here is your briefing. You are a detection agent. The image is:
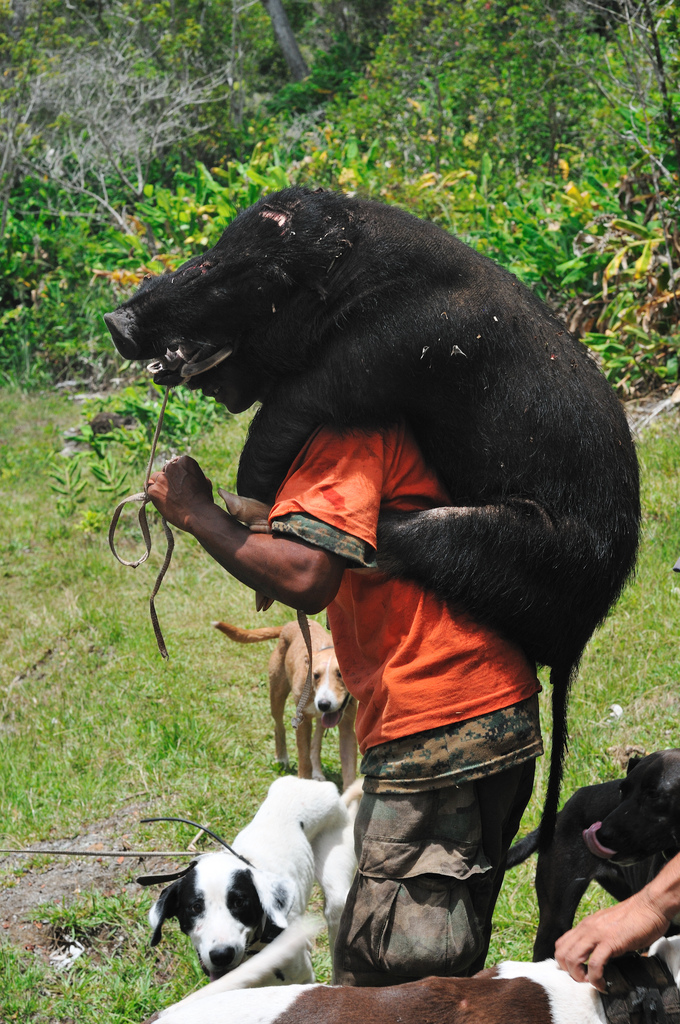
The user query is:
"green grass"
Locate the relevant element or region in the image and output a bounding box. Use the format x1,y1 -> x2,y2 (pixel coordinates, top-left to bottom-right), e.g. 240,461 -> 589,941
1,389 -> 680,1018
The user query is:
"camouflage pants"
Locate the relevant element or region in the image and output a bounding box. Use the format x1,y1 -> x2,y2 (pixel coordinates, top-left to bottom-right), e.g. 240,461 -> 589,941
332,759 -> 535,986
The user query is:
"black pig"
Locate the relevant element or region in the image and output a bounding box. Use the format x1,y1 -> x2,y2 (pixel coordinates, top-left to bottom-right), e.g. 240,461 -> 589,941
105,187 -> 640,842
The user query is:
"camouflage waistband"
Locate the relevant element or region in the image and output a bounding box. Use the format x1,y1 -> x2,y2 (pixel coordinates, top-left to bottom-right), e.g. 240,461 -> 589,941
360,694 -> 543,793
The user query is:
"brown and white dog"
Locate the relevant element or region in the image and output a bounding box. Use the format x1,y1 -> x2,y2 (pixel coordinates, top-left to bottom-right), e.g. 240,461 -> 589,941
213,618 -> 357,791
143,918 -> 680,1024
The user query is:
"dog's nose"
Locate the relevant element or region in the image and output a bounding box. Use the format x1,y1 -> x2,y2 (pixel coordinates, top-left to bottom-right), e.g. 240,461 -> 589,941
317,699 -> 331,712
209,945 -> 237,968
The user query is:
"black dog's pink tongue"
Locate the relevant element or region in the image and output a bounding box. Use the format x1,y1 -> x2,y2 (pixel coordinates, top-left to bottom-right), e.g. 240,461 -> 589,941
322,710 -> 342,729
582,822 -> 617,859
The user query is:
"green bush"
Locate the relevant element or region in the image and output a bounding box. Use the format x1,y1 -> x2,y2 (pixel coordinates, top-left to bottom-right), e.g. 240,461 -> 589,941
0,154 -> 291,389
46,383 -> 228,534
1,0 -> 677,395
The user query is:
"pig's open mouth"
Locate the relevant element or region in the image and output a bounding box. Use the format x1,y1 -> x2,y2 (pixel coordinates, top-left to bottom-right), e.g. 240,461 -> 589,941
103,304 -> 235,386
146,342 -> 234,386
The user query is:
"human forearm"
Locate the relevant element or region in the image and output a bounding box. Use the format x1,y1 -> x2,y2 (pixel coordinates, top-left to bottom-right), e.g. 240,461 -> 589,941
146,455 -> 344,613
186,502 -> 343,613
645,853 -> 680,920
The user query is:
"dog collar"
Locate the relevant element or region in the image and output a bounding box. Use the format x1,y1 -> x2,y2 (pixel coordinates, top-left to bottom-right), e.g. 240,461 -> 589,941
248,912 -> 285,954
600,952 -> 680,1024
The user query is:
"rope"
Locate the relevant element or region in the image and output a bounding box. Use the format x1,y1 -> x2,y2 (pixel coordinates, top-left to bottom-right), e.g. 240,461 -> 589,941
105,381 -> 327,691
292,610 -> 314,730
0,848 -> 195,858
108,387 -> 173,659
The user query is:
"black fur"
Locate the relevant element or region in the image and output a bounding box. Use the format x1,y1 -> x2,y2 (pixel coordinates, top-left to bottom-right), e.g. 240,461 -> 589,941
105,187 -> 641,841
227,868 -> 269,930
149,869 -> 203,946
507,750 -> 680,959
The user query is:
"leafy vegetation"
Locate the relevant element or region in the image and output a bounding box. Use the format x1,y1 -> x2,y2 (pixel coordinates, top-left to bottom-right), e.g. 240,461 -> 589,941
1,0 -> 678,395
43,383 -> 228,537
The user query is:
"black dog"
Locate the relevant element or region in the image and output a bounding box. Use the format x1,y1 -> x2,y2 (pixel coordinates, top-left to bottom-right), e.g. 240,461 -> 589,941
507,749 -> 680,960
104,187 -> 640,838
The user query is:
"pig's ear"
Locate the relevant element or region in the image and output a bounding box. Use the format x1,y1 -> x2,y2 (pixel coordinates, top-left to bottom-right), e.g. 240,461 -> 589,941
260,206 -> 290,233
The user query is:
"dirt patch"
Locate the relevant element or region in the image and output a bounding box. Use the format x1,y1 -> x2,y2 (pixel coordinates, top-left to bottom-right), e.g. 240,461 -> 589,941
0,801 -> 191,962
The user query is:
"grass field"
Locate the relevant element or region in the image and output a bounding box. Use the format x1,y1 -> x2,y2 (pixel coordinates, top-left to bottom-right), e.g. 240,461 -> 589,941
1,387 -> 680,1023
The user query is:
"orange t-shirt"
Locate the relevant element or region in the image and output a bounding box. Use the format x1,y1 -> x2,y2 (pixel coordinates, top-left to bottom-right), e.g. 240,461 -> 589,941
269,424 -> 539,752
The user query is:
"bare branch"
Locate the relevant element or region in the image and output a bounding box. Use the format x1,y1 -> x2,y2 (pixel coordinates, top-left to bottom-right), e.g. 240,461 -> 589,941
1,5 -> 232,231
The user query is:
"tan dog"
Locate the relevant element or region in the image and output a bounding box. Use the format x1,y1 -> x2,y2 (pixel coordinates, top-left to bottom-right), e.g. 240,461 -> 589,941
213,619 -> 357,790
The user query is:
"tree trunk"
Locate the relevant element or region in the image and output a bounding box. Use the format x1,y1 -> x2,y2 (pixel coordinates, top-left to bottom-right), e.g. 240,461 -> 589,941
260,0 -> 309,82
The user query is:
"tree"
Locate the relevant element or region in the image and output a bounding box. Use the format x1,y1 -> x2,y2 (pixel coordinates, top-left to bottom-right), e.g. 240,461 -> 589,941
0,0 -> 232,234
27,41 -> 229,228
260,0 -> 309,81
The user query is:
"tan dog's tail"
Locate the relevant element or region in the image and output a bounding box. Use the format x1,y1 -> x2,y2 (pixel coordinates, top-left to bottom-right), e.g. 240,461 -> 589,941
213,621 -> 283,643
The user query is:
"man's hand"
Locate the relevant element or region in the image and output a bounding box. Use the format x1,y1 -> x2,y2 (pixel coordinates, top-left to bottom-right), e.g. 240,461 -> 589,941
554,890 -> 671,991
147,455 -> 215,532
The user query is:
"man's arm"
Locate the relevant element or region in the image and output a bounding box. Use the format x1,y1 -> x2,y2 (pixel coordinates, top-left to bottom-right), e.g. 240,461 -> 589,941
555,852 -> 680,991
147,456 -> 346,613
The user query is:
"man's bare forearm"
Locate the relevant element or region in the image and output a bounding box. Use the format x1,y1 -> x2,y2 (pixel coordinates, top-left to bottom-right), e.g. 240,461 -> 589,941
146,455 -> 345,613
646,852 -> 680,920
186,503 -> 344,613
186,503 -> 344,611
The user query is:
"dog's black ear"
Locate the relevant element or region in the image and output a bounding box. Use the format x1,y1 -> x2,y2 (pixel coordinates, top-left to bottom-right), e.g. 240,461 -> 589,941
148,879 -> 184,947
626,756 -> 643,774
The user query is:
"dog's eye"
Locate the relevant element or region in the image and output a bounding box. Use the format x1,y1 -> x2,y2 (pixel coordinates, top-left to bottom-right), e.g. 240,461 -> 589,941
190,899 -> 205,915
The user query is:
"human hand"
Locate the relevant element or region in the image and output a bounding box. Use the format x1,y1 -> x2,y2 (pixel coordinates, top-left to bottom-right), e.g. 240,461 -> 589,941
147,456 -> 215,532
554,891 -> 670,991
